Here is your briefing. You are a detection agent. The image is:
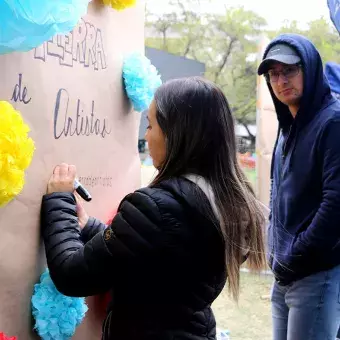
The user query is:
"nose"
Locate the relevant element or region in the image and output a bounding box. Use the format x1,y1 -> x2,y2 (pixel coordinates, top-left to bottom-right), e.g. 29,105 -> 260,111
277,73 -> 288,86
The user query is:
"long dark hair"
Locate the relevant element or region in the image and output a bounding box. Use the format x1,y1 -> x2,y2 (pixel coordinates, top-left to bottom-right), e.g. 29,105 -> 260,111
150,77 -> 266,300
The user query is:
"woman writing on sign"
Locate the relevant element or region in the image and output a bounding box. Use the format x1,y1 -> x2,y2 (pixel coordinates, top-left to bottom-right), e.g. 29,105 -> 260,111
41,77 -> 266,340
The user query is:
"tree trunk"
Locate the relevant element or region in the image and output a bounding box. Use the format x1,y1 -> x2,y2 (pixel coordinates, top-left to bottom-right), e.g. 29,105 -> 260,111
242,123 -> 256,149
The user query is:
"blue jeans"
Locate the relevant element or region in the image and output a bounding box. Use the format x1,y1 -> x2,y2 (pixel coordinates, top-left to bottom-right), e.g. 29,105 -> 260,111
271,265 -> 340,340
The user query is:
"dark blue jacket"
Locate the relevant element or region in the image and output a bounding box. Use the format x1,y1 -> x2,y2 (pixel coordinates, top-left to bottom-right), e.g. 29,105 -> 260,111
265,34 -> 340,285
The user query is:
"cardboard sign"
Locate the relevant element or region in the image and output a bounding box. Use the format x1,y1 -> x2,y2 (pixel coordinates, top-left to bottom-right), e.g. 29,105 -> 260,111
256,35 -> 278,207
0,1 -> 144,338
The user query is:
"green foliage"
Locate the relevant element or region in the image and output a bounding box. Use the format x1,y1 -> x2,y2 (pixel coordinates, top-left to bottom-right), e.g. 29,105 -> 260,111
145,0 -> 340,141
269,18 -> 340,64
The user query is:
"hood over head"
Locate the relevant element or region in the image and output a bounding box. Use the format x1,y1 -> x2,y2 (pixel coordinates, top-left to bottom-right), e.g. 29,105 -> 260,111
258,34 -> 331,128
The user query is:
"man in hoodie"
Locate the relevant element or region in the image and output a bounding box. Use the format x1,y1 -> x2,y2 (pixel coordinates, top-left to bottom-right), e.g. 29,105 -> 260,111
258,33 -> 340,339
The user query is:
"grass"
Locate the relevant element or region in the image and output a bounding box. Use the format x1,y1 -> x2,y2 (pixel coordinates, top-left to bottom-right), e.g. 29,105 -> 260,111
212,272 -> 273,340
243,168 -> 256,189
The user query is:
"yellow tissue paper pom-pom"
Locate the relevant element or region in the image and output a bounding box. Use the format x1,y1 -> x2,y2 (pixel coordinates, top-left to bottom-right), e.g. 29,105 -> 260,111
0,101 -> 35,207
102,0 -> 137,10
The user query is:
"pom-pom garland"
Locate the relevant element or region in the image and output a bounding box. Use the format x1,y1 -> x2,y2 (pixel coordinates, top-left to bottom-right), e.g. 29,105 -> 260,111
0,101 -> 35,207
0,0 -> 90,54
0,332 -> 17,340
123,53 -> 162,112
102,0 -> 137,10
31,269 -> 88,340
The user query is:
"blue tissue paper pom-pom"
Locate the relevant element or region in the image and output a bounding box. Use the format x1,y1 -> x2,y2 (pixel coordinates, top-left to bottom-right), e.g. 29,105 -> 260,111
0,0 -> 90,55
123,53 -> 162,112
31,269 -> 88,340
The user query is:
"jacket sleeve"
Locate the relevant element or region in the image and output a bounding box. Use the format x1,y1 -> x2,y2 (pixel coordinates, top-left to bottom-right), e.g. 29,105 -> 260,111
292,119 -> 340,257
80,217 -> 107,243
41,190 -> 164,297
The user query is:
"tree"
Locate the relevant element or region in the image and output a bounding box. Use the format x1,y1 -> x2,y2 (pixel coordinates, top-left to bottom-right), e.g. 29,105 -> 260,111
145,1 -> 267,147
145,0 -> 203,56
269,18 -> 340,64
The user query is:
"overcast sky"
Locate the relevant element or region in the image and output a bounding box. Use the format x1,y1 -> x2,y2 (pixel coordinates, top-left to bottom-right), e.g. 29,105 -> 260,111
146,0 -> 332,30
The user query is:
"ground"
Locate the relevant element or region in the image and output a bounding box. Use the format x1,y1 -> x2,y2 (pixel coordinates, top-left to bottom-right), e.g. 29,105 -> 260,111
212,272 -> 272,340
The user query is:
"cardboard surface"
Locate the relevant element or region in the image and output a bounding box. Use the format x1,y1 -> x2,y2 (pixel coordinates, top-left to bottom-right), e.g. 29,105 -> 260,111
0,1 -> 144,338
256,35 -> 278,206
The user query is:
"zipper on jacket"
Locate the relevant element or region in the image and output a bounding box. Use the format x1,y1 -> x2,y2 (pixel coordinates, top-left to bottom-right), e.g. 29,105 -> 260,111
282,124 -> 293,160
277,125 -> 292,198
269,124 -> 292,274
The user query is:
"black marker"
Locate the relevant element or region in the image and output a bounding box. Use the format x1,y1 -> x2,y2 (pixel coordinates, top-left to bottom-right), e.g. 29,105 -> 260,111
74,179 -> 92,202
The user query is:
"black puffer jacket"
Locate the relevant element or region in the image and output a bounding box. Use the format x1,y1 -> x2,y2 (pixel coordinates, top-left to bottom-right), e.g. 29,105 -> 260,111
41,177 -> 226,340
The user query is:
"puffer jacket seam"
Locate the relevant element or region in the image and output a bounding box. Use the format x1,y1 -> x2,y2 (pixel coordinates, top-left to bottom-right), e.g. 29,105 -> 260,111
136,190 -> 165,226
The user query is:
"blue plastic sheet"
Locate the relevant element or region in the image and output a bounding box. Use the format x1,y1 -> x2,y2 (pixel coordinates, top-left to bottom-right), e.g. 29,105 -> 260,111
328,0 -> 340,34
216,328 -> 230,340
325,62 -> 340,98
0,0 -> 90,55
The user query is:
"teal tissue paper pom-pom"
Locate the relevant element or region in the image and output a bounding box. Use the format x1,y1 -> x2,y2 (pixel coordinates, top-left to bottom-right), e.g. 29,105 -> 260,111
0,0 -> 90,55
31,269 -> 88,340
123,53 -> 162,112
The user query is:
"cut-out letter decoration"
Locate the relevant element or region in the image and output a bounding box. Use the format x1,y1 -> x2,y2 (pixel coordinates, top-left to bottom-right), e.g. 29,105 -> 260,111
102,0 -> 137,10
32,269 -> 88,340
0,0 -> 90,54
0,101 -> 35,207
123,53 -> 162,112
0,332 -> 17,340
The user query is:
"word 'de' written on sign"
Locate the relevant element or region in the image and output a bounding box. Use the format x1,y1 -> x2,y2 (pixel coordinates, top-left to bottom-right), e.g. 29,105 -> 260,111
10,72 -> 111,139
11,18 -> 113,140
